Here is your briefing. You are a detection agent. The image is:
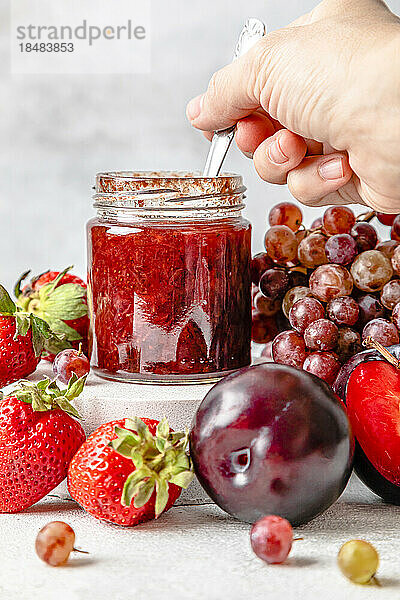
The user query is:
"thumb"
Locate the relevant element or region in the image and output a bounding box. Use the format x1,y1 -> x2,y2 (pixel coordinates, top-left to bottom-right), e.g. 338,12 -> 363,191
186,38 -> 273,132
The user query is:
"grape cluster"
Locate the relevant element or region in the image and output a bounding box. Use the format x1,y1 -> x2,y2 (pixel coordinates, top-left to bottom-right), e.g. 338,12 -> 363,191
251,203 -> 400,385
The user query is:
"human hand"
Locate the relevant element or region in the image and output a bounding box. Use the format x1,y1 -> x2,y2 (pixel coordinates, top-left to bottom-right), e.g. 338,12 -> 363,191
187,0 -> 400,212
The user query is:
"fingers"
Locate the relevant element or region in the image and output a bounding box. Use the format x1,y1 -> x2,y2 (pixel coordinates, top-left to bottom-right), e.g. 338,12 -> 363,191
235,113 -> 276,158
287,153 -> 353,205
253,130 -> 307,184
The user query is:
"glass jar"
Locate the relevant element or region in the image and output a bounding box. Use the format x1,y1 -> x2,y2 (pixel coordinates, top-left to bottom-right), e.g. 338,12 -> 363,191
87,171 -> 252,384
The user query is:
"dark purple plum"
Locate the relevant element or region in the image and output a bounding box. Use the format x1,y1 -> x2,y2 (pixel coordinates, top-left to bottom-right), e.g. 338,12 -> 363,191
190,363 -> 353,526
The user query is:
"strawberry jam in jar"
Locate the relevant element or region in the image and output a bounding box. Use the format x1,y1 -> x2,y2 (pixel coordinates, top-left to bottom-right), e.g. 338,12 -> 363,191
87,171 -> 251,384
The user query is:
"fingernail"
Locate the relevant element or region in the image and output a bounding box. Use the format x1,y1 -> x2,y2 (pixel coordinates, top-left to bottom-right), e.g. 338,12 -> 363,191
243,151 -> 254,159
267,138 -> 289,165
318,157 -> 344,180
186,94 -> 203,121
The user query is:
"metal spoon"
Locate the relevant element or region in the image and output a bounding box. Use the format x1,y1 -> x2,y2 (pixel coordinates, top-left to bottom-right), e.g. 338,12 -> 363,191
202,18 -> 266,178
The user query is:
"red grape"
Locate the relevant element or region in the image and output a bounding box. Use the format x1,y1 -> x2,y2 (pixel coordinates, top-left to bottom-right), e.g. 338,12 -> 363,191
310,217 -> 323,231
254,292 -> 281,316
323,206 -> 356,235
391,245 -> 400,275
325,234 -> 357,265
377,212 -> 397,226
376,240 -> 400,260
350,250 -> 393,292
356,294 -> 386,329
264,226 -> 298,264
304,319 -> 339,351
303,352 -> 341,385
391,215 -> 400,241
309,264 -> 353,302
336,327 -> 362,362
250,515 -> 293,564
380,280 -> 400,310
351,222 -> 377,252
53,348 -> 90,384
289,297 -> 325,334
35,521 -> 75,567
268,202 -> 303,232
259,269 -> 290,300
252,312 -> 279,344
392,302 -> 400,331
272,330 -> 307,368
327,296 -> 359,326
288,269 -> 308,288
298,233 -> 327,268
362,318 -> 399,346
282,286 -> 312,318
251,253 -> 273,286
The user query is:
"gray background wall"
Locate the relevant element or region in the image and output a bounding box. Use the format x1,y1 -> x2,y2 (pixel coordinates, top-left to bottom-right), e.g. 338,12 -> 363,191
1,0 -> 399,290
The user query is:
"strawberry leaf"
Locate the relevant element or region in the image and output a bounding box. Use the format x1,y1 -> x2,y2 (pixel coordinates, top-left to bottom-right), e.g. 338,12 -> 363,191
155,479 -> 169,517
14,270 -> 31,299
0,285 -> 16,315
133,478 -> 155,509
15,313 -> 31,338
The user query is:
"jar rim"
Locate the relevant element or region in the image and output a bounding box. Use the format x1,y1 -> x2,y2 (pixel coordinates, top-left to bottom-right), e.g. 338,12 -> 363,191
93,170 -> 246,211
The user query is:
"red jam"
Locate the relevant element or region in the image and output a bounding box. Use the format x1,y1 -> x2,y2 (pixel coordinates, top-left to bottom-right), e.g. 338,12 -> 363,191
87,172 -> 251,383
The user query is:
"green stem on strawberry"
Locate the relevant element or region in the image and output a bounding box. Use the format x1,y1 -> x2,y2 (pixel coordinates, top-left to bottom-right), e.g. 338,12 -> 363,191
362,336 -> 400,369
110,417 -> 194,518
1,373 -> 87,419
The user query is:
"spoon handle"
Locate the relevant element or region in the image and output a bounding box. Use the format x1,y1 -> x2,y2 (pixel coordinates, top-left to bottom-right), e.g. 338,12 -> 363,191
202,18 -> 266,178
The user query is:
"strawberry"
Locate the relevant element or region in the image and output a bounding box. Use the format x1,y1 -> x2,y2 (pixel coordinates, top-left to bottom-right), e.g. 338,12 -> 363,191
0,285 -> 68,388
68,417 -> 194,526
0,375 -> 87,512
15,266 -> 89,361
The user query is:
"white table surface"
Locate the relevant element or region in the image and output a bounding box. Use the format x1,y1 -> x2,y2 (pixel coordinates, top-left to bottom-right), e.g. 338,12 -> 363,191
1,476 -> 399,600
1,364 -> 400,599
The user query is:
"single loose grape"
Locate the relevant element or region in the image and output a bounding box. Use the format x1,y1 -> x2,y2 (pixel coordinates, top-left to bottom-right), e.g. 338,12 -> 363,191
392,302 -> 400,331
268,202 -> 303,232
298,233 -> 327,268
289,297 -> 325,334
304,319 -> 339,351
376,240 -> 400,260
356,294 -> 386,329
350,250 -> 393,292
337,540 -> 379,584
362,318 -> 399,346
350,222 -> 378,252
259,269 -> 290,300
391,245 -> 400,275
309,264 -> 353,302
380,279 -> 400,310
325,234 -> 357,265
272,330 -> 307,369
391,215 -> 400,241
336,327 -> 362,362
35,521 -> 75,567
303,351 -> 341,385
252,312 -> 279,344
264,225 -> 298,264
327,296 -> 359,326
282,286 -> 312,318
251,253 -> 274,286
323,206 -> 356,235
53,348 -> 90,385
377,212 -> 397,226
254,292 -> 281,317
250,515 -> 293,564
